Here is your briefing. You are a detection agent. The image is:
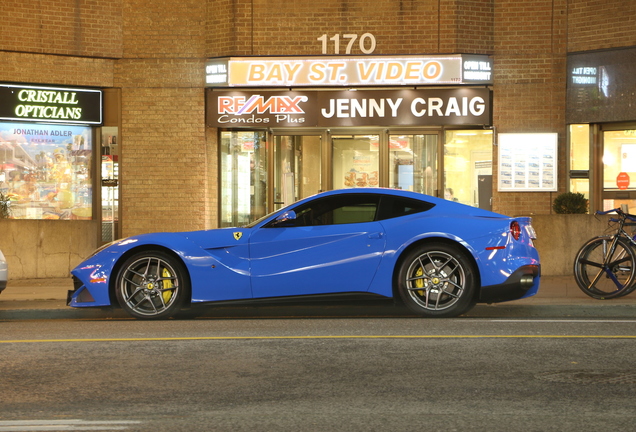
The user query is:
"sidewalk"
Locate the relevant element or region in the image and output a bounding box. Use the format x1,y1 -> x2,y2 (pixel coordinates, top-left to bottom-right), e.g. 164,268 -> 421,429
2,275 -> 636,308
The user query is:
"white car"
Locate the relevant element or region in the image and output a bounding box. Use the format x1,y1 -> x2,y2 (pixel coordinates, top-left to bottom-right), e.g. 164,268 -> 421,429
0,248 -> 7,294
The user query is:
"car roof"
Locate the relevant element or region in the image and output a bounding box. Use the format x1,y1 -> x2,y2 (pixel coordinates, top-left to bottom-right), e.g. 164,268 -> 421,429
305,187 -> 445,205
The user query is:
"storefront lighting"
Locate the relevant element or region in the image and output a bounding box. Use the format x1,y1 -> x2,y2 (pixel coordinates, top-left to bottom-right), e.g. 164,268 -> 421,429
602,152 -> 615,166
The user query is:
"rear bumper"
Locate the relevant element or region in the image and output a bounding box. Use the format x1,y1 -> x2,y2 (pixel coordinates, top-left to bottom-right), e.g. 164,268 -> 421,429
479,265 -> 540,303
0,263 -> 7,293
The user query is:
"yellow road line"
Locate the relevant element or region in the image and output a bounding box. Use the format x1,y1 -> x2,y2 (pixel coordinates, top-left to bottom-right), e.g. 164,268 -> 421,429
1,335 -> 636,344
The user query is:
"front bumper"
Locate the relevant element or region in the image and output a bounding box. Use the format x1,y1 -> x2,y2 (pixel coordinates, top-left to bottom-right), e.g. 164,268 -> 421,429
67,275 -> 99,307
479,265 -> 540,303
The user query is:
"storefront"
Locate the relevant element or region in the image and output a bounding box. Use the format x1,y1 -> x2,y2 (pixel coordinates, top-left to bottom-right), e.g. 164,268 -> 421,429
567,47 -> 636,213
0,83 -> 118,240
205,54 -> 495,226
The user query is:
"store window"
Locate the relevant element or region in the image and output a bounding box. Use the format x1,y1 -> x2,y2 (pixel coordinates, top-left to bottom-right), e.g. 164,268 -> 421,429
220,131 -> 267,227
444,130 -> 493,208
603,129 -> 636,211
389,134 -> 438,195
0,122 -> 93,220
332,134 -> 379,189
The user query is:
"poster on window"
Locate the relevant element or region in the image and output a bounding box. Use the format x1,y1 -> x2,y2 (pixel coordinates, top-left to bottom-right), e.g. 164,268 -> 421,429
497,133 -> 557,192
0,122 -> 92,219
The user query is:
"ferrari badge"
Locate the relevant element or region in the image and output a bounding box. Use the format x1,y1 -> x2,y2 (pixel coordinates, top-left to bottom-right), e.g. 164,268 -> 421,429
233,232 -> 242,240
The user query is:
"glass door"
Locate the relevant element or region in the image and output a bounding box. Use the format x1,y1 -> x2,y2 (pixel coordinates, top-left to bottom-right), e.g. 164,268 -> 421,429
389,134 -> 438,195
332,134 -> 380,189
219,131 -> 267,227
100,127 -> 119,242
444,130 -> 493,208
602,128 -> 636,212
273,135 -> 322,209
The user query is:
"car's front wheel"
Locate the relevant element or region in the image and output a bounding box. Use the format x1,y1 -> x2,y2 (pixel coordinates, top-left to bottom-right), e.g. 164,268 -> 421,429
114,250 -> 190,319
397,243 -> 476,317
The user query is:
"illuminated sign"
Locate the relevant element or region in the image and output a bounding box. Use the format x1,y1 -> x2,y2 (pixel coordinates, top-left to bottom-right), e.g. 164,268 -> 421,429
571,67 -> 597,85
205,55 -> 493,87
498,133 -> 558,192
207,88 -> 491,127
0,84 -> 102,125
462,55 -> 493,82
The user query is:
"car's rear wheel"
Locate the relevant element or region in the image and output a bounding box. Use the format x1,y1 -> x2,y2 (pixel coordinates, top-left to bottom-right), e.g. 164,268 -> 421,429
398,243 -> 477,317
115,251 -> 189,319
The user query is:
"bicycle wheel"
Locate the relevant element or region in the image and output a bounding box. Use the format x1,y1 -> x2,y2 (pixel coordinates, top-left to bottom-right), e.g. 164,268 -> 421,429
573,236 -> 636,299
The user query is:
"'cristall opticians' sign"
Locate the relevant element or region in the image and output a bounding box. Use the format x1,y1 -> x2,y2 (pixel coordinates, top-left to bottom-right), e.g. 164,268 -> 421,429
206,54 -> 493,87
0,84 -> 102,125
207,88 -> 491,127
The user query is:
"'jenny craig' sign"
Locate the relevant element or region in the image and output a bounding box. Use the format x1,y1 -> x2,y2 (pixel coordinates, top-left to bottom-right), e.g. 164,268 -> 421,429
207,88 -> 492,127
0,84 -> 103,125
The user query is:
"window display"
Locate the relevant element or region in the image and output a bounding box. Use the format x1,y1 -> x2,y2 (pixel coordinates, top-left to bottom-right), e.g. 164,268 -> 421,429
389,134 -> 438,195
497,133 -> 556,192
332,135 -> 379,189
0,122 -> 92,220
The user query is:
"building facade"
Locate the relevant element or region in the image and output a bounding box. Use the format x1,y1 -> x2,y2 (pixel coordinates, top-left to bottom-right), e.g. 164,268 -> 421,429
1,0 -> 635,243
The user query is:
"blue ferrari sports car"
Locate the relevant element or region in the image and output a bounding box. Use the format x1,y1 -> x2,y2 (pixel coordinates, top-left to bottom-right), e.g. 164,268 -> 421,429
68,188 -> 540,319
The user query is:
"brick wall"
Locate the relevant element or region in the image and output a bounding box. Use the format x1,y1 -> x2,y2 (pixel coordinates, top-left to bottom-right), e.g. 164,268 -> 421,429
568,0 -> 636,52
0,0 -> 122,58
208,0 -> 491,57
440,0 -> 494,54
116,0 -> 208,236
0,51 -> 114,87
490,0 -> 568,215
123,0 -> 205,58
116,83 -> 206,235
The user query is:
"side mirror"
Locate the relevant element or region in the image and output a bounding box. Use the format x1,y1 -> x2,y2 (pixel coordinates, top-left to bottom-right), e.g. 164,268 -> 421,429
274,210 -> 296,226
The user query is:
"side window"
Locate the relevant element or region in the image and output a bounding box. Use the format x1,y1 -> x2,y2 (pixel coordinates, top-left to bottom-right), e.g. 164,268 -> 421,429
290,194 -> 380,226
377,197 -> 435,220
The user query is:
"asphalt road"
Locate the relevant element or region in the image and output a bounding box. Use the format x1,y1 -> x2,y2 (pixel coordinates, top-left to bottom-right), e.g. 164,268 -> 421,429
1,310 -> 636,432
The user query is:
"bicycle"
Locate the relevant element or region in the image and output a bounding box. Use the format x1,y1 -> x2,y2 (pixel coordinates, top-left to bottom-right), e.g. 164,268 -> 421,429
573,208 -> 636,299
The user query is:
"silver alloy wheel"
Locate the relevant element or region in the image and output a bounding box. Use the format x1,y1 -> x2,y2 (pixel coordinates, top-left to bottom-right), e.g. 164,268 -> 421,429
118,256 -> 180,317
404,250 -> 466,311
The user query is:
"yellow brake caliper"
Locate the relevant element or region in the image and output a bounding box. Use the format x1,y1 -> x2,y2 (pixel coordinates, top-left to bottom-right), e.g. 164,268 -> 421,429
162,268 -> 174,303
415,266 -> 425,296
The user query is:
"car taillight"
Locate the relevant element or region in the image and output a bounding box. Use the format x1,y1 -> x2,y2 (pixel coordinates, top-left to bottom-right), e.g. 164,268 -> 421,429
510,221 -> 521,240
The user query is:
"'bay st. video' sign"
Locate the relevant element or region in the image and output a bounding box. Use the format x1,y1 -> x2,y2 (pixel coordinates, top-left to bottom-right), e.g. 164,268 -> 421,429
206,55 -> 493,87
0,84 -> 103,125
207,88 -> 492,127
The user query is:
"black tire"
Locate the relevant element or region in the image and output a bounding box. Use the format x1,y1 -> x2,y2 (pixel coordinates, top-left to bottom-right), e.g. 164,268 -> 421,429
573,236 -> 636,299
114,250 -> 190,319
397,243 -> 477,317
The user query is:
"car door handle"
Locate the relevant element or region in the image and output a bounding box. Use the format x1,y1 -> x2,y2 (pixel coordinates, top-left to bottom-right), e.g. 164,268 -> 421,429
368,232 -> 384,239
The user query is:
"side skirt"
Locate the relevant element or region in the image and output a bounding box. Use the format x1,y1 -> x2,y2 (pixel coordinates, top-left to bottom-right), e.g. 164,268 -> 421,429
191,292 -> 392,307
